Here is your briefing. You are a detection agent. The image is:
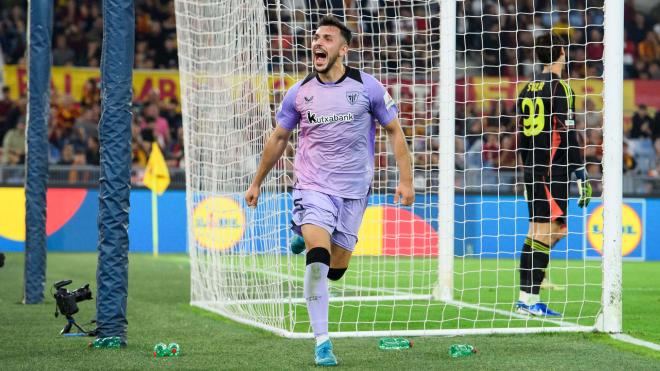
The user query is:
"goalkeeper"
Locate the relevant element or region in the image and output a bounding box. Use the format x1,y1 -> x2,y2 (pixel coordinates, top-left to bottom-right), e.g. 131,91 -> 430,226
515,32 -> 591,317
245,15 -> 414,366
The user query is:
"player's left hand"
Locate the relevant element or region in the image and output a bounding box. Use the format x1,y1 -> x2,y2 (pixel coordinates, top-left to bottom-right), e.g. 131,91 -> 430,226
577,179 -> 592,208
575,167 -> 592,208
394,182 -> 415,206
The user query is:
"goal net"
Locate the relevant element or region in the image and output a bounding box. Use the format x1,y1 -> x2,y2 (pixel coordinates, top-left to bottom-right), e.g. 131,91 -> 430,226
175,0 -> 621,337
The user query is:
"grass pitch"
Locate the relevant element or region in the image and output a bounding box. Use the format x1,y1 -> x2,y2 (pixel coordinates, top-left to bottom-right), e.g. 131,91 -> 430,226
0,253 -> 659,370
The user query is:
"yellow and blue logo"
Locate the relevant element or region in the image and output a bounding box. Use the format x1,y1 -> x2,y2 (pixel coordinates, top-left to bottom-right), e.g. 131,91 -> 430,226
192,197 -> 245,250
0,188 -> 88,242
587,203 -> 642,257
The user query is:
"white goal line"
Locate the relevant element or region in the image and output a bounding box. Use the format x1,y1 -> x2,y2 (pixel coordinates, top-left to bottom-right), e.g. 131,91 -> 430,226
190,302 -> 595,339
201,267 -> 588,331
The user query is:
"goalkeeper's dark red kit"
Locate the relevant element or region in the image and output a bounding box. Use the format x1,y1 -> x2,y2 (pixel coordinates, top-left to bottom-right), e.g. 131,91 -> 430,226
517,72 -> 584,224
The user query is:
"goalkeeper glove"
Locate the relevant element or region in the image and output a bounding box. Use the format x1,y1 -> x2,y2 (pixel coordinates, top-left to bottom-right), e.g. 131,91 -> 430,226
574,167 -> 592,208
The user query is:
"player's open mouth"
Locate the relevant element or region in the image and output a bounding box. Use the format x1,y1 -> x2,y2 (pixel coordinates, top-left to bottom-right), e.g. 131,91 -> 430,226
314,49 -> 327,64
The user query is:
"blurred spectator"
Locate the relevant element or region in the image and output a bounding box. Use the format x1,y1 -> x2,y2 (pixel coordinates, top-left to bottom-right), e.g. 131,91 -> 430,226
141,103 -> 171,147
160,97 -> 182,135
655,107 -> 660,139
499,134 -> 517,169
86,41 -> 102,67
132,119 -> 150,167
54,94 -> 81,132
412,125 -> 427,154
0,5 -> 26,64
80,78 -> 101,108
628,105 -> 658,175
0,86 -> 20,142
623,30 -> 637,78
2,119 -> 25,164
52,34 -> 75,66
167,127 -> 184,168
630,105 -> 655,139
67,149 -> 89,183
155,36 -> 178,69
586,29 -> 604,61
482,133 -> 499,168
583,99 -> 603,129
585,127 -> 603,174
73,108 -> 99,140
85,136 -> 100,166
638,31 -> 660,63
627,13 -> 649,44
630,137 -> 657,175
58,143 -> 75,165
623,141 -> 637,174
649,62 -> 660,79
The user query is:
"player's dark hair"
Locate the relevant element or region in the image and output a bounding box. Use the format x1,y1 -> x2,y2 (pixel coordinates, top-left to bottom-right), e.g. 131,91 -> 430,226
317,15 -> 352,44
535,33 -> 566,64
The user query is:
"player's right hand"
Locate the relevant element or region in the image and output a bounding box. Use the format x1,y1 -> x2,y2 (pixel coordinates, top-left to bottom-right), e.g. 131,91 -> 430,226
245,184 -> 260,208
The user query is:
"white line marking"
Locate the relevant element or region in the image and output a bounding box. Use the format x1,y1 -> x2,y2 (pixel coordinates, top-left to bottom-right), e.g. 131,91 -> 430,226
610,333 -> 660,351
445,299 -> 584,328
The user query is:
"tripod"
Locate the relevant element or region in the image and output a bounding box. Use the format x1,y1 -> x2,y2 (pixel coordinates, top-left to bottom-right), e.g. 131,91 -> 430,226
61,315 -> 96,337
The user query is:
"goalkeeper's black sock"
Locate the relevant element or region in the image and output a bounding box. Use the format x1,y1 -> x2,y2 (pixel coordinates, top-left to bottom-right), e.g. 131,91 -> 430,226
519,238 -> 550,304
519,240 -> 533,296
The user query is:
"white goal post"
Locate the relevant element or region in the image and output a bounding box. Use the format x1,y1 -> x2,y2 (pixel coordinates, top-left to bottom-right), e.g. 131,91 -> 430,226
175,0 -> 622,337
598,0 -> 623,333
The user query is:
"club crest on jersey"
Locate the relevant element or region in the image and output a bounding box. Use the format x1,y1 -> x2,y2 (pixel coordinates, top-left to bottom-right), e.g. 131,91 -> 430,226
346,91 -> 360,105
306,110 -> 354,125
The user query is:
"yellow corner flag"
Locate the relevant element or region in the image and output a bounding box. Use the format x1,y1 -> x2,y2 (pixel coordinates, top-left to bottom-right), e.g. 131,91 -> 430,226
144,142 -> 170,195
144,142 -> 170,257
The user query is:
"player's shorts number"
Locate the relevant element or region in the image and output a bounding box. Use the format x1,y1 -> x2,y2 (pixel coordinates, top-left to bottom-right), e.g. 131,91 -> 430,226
521,97 -> 545,136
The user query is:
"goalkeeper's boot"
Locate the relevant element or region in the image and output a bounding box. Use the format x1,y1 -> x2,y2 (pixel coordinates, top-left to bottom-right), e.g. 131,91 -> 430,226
290,234 -> 306,255
517,301 -> 561,317
514,300 -> 530,314
315,339 -> 338,367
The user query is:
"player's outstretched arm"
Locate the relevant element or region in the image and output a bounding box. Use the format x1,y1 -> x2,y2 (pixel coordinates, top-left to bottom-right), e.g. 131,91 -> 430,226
245,125 -> 292,207
384,118 -> 414,206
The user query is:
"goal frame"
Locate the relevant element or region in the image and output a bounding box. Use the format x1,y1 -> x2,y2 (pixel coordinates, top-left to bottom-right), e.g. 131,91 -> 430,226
182,0 -> 623,338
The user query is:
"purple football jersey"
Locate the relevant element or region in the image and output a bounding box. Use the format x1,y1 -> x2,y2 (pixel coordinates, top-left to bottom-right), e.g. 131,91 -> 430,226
276,66 -> 398,199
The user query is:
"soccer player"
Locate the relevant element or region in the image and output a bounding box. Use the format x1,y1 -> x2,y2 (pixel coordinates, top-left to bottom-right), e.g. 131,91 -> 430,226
245,15 -> 414,366
515,32 -> 592,316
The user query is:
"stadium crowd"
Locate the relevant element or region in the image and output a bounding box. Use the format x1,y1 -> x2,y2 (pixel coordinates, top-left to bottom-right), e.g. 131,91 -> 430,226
455,0 -> 660,193
1,0 -> 660,192
0,82 -> 184,170
0,1 -> 183,175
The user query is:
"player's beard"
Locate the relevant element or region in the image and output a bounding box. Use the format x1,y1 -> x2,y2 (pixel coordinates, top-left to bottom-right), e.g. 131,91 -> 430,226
315,51 -> 339,74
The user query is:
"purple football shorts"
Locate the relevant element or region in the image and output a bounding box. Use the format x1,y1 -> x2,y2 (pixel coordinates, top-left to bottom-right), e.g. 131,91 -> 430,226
291,188 -> 369,252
